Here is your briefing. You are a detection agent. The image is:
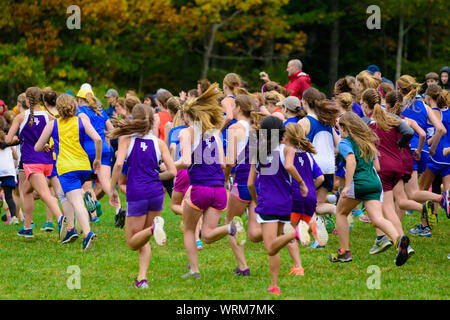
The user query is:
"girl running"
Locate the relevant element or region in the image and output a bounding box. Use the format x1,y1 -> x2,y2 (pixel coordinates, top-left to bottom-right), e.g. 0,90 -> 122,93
360,88 -> 416,255
76,92 -> 126,224
330,111 -> 410,266
35,93 -> 101,250
176,83 -> 246,279
247,116 -> 308,295
6,87 -> 67,240
109,103 -> 176,288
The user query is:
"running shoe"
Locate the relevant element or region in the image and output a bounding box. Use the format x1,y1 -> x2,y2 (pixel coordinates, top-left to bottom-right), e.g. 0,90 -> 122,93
83,191 -> 96,213
61,228 -> 79,244
329,249 -> 352,263
407,245 -> 415,258
134,279 -> 149,289
40,221 -> 54,232
58,215 -> 68,241
296,221 -> 310,247
288,266 -> 304,276
152,216 -> 166,246
405,210 -> 414,216
10,217 -> 19,225
322,214 -> 335,234
359,214 -> 371,223
1,212 -> 6,222
95,201 -> 103,218
369,236 -> 393,255
17,227 -> 33,238
233,267 -> 250,276
3,216 -> 11,225
440,190 -> 450,219
182,263 -> 201,279
115,208 -> 126,228
196,239 -> 204,250
82,231 -> 97,251
230,216 -> 246,246
409,224 -> 432,237
352,209 -> 363,217
422,200 -> 437,230
315,215 -> 328,246
310,240 -> 325,249
395,235 -> 410,266
90,215 -> 100,223
268,286 -> 280,295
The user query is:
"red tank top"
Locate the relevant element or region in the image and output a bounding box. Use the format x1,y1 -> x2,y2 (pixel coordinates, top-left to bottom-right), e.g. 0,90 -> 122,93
158,110 -> 172,141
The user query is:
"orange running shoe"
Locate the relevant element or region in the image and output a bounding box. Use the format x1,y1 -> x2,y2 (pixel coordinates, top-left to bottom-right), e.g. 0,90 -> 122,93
289,266 -> 304,276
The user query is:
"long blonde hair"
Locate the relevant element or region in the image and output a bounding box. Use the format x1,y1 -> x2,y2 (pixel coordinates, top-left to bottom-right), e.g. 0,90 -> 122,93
335,92 -> 353,112
397,75 -> 423,109
285,123 -> 316,154
56,94 -> 78,120
338,111 -> 379,162
356,71 -> 382,102
109,104 -> 154,139
183,83 -> 224,133
362,88 -> 400,132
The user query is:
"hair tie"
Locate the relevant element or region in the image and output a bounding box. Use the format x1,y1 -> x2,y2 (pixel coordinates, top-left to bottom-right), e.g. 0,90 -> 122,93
234,84 -> 239,88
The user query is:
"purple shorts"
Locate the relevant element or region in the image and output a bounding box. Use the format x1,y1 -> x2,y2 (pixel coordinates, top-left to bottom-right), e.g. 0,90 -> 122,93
184,185 -> 227,212
291,199 -> 317,217
173,169 -> 190,194
127,193 -> 164,217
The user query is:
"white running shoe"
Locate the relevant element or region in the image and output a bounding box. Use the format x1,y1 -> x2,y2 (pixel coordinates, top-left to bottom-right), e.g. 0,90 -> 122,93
152,216 -> 166,246
298,221 -> 311,247
315,216 -> 329,247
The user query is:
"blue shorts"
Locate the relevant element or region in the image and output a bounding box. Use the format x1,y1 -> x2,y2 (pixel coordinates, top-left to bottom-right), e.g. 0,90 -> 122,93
0,176 -> 16,188
48,160 -> 58,178
413,151 -> 429,174
121,159 -> 127,175
230,183 -> 258,202
127,194 -> 164,216
426,160 -> 450,177
59,170 -> 91,193
319,174 -> 334,192
88,151 -> 111,168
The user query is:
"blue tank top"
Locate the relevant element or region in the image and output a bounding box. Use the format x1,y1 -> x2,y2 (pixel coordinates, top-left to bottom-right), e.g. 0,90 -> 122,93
401,99 -> 429,152
19,110 -> 53,164
283,116 -> 301,126
125,133 -> 164,202
76,105 -> 110,155
304,114 -> 335,174
430,108 -> 450,165
222,95 -> 237,154
168,125 -> 187,161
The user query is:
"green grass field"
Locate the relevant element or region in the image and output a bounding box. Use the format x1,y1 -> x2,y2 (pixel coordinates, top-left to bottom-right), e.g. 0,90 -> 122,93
0,193 -> 449,300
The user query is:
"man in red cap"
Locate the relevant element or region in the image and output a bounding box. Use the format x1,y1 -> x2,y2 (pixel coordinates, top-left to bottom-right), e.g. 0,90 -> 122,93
260,59 -> 311,99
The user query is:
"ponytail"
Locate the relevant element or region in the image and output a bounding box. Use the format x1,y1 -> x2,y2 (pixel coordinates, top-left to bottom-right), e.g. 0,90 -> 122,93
25,87 -> 42,126
314,100 -> 339,126
285,123 -> 316,154
108,104 -> 154,139
363,88 -> 400,131
385,90 -> 404,116
86,95 -> 101,116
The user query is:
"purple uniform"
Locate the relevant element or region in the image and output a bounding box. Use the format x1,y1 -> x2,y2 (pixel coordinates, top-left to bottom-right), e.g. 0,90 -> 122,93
125,133 -> 164,216
234,120 -> 251,185
255,144 -> 292,221
19,110 -> 53,164
184,128 -> 227,212
291,150 -> 323,216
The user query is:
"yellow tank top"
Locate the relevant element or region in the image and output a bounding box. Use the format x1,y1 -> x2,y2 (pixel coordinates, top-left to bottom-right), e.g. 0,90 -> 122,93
54,116 -> 91,175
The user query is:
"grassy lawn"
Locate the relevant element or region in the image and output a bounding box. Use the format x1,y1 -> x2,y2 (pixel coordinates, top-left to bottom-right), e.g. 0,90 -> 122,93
0,193 -> 449,300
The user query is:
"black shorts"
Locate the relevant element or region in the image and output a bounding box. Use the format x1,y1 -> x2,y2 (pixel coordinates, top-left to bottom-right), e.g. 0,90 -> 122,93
318,174 -> 334,192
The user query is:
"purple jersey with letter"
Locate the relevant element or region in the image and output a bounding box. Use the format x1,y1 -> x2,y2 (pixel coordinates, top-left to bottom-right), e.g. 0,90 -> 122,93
234,120 -> 251,185
125,133 -> 164,202
291,150 -> 323,209
19,110 -> 53,164
255,144 -> 292,217
188,127 -> 225,186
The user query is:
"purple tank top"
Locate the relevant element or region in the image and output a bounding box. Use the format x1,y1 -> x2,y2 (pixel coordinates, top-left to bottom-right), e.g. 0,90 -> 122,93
188,129 -> 225,186
125,134 -> 164,202
291,150 -> 322,204
19,110 -> 53,164
255,145 -> 292,217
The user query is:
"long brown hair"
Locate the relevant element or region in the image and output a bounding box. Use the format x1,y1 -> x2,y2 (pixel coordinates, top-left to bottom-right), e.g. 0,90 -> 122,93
362,88 -> 400,132
26,87 -> 42,126
183,83 -> 224,133
338,111 -> 379,162
223,73 -> 241,96
43,90 -> 58,117
235,94 -> 255,118
356,71 -> 381,102
285,123 -> 316,154
426,84 -> 450,109
85,95 -> 101,116
335,92 -> 353,112
303,87 -> 338,126
109,104 -> 155,139
56,94 -> 78,120
385,90 -> 404,116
